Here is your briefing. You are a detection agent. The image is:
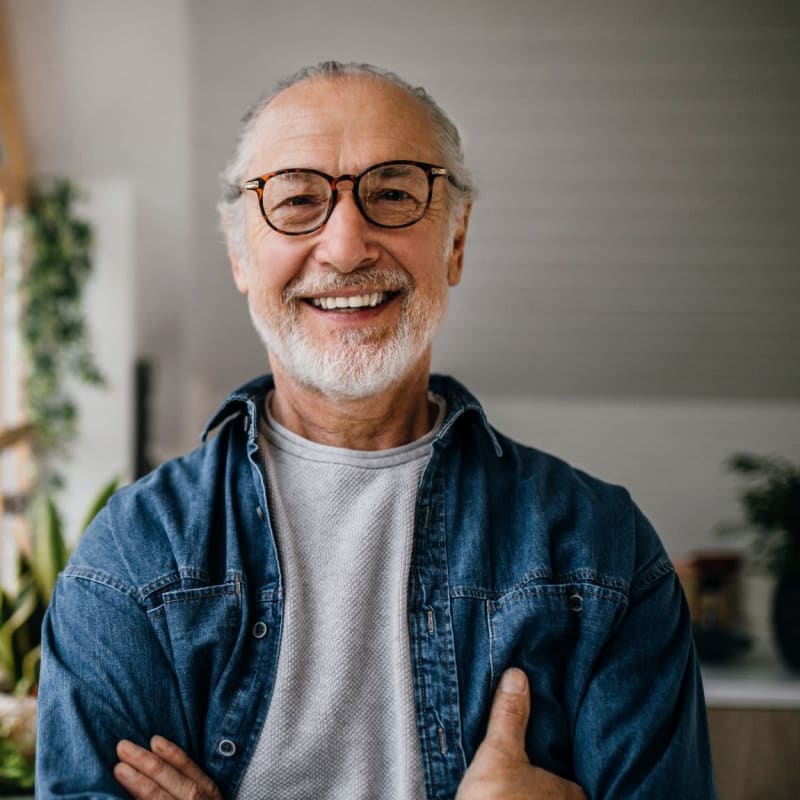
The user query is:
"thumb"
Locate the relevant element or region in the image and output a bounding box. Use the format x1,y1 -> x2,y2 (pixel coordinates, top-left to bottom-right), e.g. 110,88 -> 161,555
482,668 -> 531,760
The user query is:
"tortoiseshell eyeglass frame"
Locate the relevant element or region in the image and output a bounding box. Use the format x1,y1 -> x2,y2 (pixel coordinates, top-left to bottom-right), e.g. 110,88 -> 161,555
240,159 -> 452,236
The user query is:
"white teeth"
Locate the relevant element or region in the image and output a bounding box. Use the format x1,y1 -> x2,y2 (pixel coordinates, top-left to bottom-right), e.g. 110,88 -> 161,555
310,292 -> 388,310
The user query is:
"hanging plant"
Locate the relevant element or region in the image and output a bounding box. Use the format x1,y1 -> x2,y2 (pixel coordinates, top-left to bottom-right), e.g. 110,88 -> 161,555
0,178 -> 116,789
20,178 -> 105,488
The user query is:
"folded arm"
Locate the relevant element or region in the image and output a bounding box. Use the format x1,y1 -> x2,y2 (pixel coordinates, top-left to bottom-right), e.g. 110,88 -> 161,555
36,568 -> 192,798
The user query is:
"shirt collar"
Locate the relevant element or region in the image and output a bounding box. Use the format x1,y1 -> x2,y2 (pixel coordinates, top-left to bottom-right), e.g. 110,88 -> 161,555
201,373 -> 502,457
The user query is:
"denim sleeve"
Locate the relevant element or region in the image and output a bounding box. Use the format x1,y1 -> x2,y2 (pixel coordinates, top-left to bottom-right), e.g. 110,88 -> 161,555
572,508 -> 718,800
35,549 -> 188,797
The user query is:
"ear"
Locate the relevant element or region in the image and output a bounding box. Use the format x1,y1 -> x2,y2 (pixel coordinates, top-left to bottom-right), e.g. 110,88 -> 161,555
228,243 -> 250,295
446,203 -> 471,287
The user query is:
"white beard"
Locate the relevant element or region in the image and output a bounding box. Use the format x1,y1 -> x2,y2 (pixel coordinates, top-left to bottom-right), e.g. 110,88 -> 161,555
247,269 -> 447,400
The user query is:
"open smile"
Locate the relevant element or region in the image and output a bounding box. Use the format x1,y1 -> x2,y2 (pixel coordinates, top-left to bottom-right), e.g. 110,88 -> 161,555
304,291 -> 399,313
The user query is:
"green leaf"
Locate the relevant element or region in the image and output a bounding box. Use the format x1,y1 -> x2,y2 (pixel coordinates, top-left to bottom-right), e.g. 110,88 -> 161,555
78,476 -> 120,538
29,495 -> 67,605
0,582 -> 37,686
18,645 -> 41,696
0,738 -> 35,789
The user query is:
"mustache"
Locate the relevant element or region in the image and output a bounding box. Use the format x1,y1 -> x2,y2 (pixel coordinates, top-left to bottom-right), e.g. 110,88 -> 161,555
283,268 -> 413,303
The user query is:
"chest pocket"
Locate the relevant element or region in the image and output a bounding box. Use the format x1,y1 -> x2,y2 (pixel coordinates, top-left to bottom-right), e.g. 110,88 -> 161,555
149,581 -> 244,737
487,583 -> 622,774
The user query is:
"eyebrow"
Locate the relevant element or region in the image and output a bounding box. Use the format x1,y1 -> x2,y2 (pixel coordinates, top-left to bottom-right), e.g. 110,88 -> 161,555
369,164 -> 416,178
272,171 -> 321,183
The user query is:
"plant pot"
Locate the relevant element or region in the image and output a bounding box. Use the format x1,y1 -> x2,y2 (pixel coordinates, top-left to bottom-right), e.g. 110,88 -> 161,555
772,577 -> 800,671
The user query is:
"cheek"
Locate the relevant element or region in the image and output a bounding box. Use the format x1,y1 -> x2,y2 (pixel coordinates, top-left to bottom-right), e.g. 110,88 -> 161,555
401,235 -> 452,294
247,234 -> 309,295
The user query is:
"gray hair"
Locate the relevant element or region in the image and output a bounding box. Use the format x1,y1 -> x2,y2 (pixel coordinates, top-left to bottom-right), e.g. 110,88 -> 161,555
218,61 -> 475,259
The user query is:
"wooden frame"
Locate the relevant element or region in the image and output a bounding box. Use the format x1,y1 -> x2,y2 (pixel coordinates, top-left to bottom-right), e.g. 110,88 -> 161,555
0,3 -> 27,207
0,2 -> 30,590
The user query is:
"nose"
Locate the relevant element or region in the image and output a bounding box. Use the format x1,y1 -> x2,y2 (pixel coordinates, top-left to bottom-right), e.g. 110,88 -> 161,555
313,184 -> 379,273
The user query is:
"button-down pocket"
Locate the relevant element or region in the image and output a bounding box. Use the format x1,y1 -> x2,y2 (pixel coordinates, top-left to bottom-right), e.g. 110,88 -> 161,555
150,581 -> 244,745
489,587 -> 578,698
487,585 -> 595,775
163,582 -> 242,636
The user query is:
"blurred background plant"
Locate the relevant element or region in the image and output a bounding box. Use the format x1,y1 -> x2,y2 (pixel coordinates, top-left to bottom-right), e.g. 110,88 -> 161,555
720,452 -> 800,671
720,453 -> 800,580
0,694 -> 36,792
20,179 -> 105,491
0,477 -> 118,791
0,178 -> 116,791
0,479 -> 119,694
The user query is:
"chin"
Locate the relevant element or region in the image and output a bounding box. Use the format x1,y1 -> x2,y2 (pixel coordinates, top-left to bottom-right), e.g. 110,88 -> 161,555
249,299 -> 440,400
272,335 -> 425,400
248,290 -> 445,400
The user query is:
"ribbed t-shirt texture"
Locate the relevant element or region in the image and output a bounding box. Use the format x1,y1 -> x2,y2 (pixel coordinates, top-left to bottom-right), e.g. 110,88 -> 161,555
235,394 -> 445,799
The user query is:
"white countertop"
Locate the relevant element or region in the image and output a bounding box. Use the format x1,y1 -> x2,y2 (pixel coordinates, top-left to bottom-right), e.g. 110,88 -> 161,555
702,652 -> 800,709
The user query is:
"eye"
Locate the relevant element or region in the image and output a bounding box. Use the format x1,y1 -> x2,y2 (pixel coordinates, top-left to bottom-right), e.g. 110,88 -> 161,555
263,172 -> 330,214
267,192 -> 328,216
375,188 -> 413,203
367,187 -> 425,208
280,194 -> 323,207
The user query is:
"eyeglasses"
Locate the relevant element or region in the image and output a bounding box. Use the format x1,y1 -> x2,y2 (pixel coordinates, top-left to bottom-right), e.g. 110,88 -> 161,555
241,159 -> 452,236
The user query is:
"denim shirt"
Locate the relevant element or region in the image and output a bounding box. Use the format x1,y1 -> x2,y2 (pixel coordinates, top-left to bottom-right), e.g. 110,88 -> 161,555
36,374 -> 716,799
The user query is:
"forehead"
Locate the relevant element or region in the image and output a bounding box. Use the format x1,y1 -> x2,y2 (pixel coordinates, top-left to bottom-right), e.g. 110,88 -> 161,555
247,76 -> 441,173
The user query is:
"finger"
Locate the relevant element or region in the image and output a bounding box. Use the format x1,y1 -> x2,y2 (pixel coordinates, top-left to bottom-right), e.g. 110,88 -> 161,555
113,760 -> 173,800
116,739 -> 217,799
150,736 -> 222,799
483,668 -> 531,759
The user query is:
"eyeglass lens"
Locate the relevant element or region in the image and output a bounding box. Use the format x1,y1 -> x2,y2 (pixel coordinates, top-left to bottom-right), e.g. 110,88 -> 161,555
262,163 -> 431,233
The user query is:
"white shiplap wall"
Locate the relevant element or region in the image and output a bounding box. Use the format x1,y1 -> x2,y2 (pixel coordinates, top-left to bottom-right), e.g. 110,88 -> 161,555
187,1 -> 800,416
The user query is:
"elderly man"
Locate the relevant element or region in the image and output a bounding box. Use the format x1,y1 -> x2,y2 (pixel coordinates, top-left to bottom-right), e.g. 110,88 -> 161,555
37,62 -> 716,799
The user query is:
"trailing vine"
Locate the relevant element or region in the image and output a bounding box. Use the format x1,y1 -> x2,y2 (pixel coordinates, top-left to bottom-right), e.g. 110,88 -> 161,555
0,179 -> 113,790
20,179 -> 105,488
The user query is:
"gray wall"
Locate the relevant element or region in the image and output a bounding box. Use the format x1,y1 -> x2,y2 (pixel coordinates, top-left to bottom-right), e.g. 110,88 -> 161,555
5,0 -> 192,450
6,0 -> 800,456
186,0 -> 800,429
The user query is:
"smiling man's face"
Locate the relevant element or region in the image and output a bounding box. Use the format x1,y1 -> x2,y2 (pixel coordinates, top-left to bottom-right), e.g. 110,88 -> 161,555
229,75 -> 469,400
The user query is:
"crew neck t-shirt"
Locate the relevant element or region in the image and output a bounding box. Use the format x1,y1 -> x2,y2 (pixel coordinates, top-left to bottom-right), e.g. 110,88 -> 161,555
236,394 -> 445,799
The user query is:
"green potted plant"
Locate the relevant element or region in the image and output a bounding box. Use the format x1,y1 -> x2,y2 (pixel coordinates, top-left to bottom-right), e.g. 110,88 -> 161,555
0,480 -> 119,792
721,452 -> 800,670
0,178 -> 114,792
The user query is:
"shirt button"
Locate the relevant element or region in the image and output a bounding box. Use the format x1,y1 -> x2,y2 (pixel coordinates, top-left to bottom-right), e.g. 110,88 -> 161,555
252,621 -> 268,639
218,738 -> 236,757
568,592 -> 584,613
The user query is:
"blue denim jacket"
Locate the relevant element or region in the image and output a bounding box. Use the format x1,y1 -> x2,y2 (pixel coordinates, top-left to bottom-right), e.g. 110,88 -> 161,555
36,374 -> 716,799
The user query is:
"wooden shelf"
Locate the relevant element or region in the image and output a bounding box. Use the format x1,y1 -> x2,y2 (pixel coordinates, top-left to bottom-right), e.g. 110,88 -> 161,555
0,422 -> 34,452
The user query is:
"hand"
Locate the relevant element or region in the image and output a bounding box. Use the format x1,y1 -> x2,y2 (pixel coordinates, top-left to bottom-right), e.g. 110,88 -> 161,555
115,736 -> 222,799
456,669 -> 587,800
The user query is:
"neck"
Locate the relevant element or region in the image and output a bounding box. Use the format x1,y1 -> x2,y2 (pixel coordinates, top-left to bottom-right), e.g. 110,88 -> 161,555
267,356 -> 435,450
